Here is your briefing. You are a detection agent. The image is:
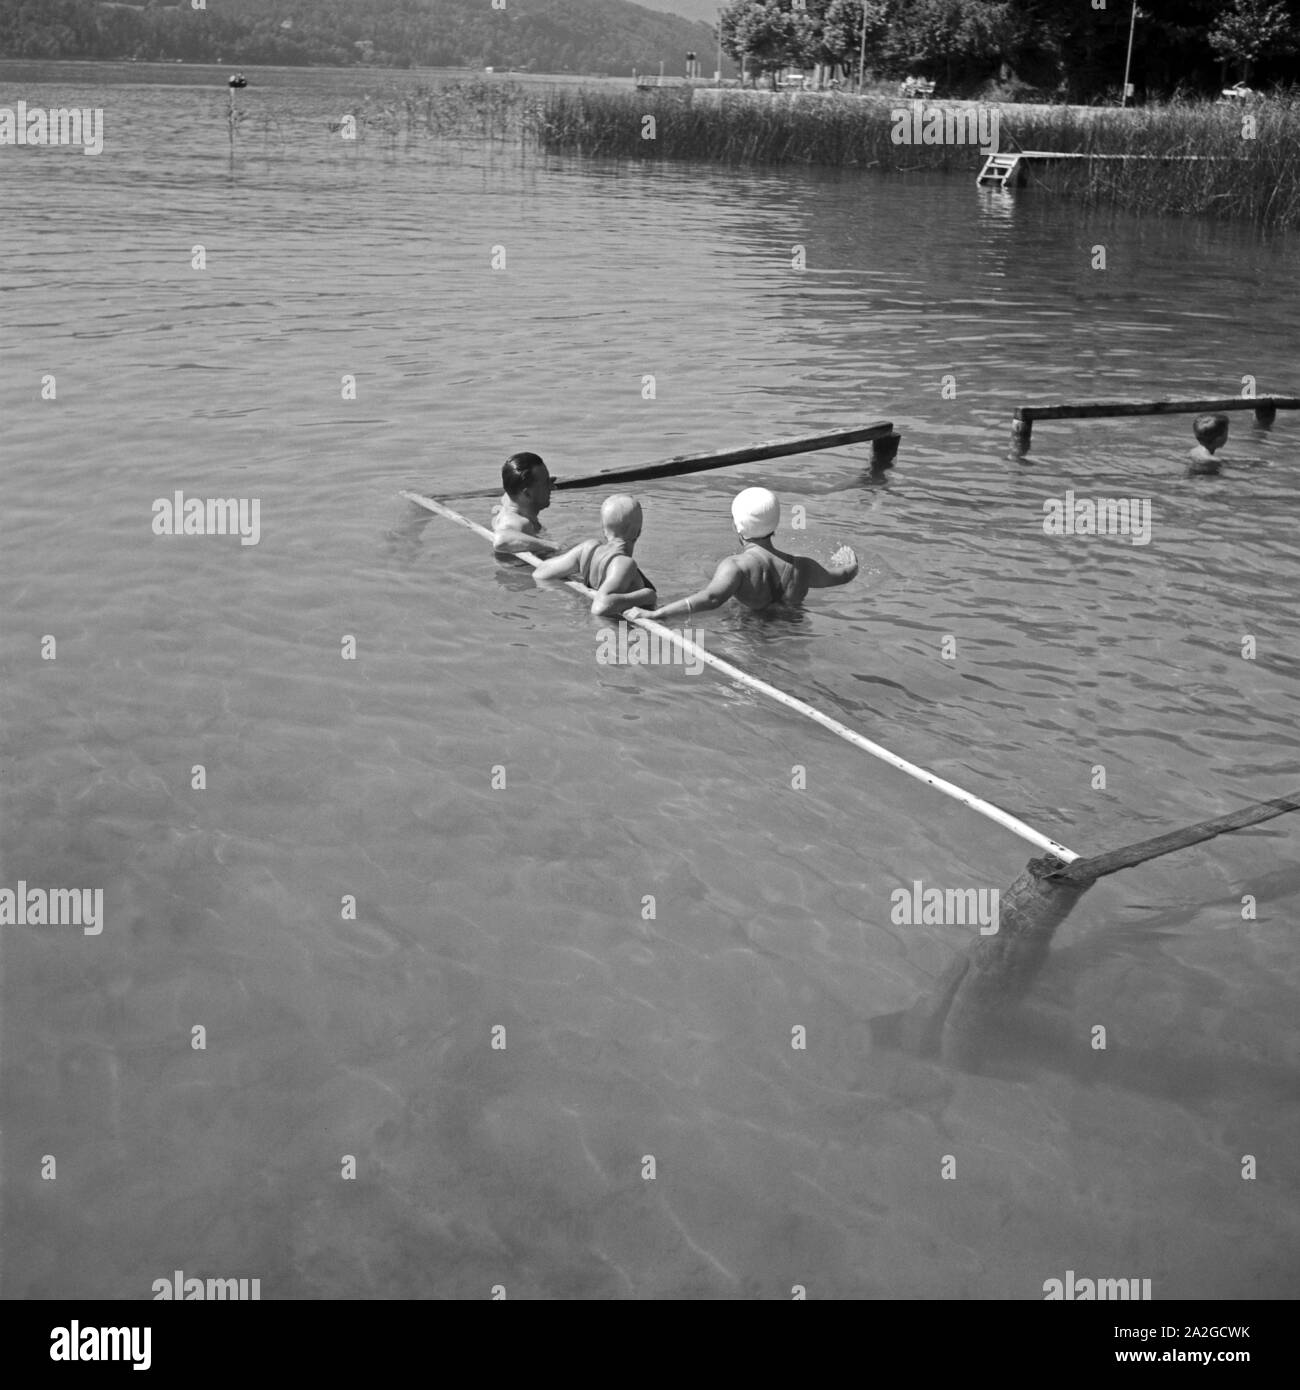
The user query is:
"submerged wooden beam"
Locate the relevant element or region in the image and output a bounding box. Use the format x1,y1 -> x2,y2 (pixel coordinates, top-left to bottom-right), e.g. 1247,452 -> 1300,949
884,789 -> 1300,1067
448,422 -> 899,499
1012,395 -> 1298,452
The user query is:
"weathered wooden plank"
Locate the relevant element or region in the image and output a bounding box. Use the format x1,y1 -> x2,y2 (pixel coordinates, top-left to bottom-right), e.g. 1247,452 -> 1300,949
1012,395 -> 1296,451
1017,396 -> 1299,423
446,422 -> 898,499
1051,792 -> 1300,885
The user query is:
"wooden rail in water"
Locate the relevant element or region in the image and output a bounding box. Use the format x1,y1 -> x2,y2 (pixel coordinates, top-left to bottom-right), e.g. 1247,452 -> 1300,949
1050,791 -> 1300,885
449,423 -> 901,499
1012,395 -> 1299,452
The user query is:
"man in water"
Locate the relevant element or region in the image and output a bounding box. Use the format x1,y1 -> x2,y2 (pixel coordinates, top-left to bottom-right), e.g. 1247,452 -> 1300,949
628,486 -> 857,621
1188,413 -> 1229,476
531,495 -> 657,618
491,451 -> 559,556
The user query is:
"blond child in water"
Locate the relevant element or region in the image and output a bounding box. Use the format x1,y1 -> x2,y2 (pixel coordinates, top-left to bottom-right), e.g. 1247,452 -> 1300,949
531,494 -> 657,618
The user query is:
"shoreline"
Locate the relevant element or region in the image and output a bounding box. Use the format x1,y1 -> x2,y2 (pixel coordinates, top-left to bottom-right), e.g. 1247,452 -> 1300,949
4,58 -> 1291,231
534,86 -> 1298,232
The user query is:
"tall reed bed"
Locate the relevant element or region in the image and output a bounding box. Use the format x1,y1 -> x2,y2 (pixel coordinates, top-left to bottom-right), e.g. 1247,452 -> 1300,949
397,79 -> 542,141
1014,100 -> 1300,228
528,89 -> 1300,230
317,79 -> 542,147
531,90 -> 964,167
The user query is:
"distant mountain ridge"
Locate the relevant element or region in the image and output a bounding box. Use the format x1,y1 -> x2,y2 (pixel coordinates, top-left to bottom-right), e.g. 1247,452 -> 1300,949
626,0 -> 724,26
0,0 -> 724,76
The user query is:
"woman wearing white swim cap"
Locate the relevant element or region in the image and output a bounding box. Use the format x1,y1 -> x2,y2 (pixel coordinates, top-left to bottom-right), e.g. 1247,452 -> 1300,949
627,487 -> 858,621
731,486 -> 781,541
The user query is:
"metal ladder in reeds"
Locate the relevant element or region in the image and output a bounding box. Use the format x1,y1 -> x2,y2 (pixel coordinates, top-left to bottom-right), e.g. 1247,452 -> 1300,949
977,119 -> 1025,188
977,152 -> 1022,187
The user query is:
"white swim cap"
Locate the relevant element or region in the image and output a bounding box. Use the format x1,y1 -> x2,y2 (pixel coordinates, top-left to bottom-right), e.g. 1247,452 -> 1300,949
731,487 -> 780,540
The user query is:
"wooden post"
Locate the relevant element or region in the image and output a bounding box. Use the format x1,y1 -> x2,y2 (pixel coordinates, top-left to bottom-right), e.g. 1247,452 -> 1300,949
1011,412 -> 1032,453
871,432 -> 900,470
1255,403 -> 1277,427
1120,0 -> 1138,108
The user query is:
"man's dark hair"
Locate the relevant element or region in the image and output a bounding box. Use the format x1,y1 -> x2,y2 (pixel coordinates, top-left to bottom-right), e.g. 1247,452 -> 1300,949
502,452 -> 547,498
1193,413 -> 1229,444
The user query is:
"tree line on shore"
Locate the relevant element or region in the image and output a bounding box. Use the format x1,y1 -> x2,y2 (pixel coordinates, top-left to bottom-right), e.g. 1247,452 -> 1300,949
2,0 -> 1296,100
0,0 -> 717,76
721,0 -> 1299,100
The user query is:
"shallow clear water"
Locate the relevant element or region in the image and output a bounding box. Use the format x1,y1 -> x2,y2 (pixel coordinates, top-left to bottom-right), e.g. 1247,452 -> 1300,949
3,62 -> 1299,1299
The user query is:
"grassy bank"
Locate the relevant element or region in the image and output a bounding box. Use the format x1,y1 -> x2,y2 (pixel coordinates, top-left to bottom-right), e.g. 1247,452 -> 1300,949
527,89 -> 1300,231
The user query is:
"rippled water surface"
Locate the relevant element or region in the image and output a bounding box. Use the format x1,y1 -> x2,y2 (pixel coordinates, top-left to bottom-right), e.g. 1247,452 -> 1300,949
3,63 -> 1299,1299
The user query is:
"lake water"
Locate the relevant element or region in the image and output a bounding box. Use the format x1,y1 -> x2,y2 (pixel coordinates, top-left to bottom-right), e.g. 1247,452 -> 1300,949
3,62 -> 1299,1300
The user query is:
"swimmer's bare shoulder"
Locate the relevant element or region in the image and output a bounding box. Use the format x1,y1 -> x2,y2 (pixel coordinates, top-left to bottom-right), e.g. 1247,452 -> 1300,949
1187,444 -> 1224,475
491,507 -> 558,557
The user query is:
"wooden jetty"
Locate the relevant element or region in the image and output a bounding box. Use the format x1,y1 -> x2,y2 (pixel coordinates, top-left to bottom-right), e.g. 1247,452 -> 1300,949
1012,395 -> 1299,452
979,150 -> 1218,190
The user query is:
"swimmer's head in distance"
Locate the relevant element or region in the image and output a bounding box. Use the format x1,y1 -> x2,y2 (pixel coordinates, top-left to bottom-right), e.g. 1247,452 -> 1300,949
1193,413 -> 1229,447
